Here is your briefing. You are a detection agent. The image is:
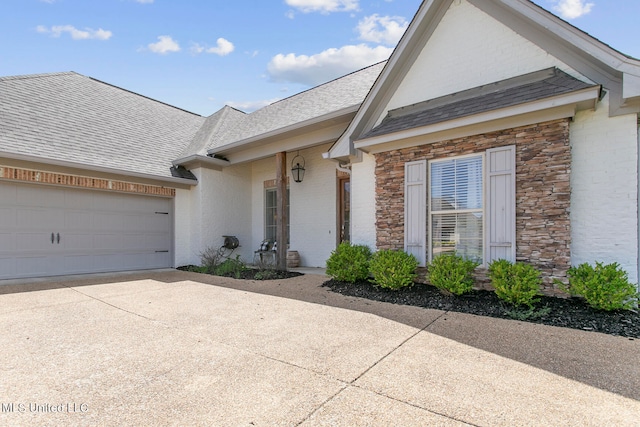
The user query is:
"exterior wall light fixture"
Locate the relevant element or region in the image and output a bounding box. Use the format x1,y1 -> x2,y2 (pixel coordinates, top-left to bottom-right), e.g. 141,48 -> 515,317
291,152 -> 305,183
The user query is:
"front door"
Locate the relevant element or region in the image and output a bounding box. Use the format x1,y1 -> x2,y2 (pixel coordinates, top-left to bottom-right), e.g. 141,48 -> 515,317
338,177 -> 350,243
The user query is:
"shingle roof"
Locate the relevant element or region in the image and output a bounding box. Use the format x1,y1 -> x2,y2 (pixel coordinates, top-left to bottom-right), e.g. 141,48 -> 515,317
0,72 -> 205,179
201,61 -> 386,152
360,68 -> 598,140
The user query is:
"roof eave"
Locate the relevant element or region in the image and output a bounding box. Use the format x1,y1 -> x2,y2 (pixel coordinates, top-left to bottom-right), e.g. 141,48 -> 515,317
0,151 -> 198,187
172,154 -> 230,171
354,86 -> 600,153
208,105 -> 360,157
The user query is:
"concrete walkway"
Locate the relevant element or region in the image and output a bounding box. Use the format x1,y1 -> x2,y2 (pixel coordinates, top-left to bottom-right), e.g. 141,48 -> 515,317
0,270 -> 638,426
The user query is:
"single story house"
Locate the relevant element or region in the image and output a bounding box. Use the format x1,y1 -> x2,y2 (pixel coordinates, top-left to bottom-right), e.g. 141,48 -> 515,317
1,0 -> 639,292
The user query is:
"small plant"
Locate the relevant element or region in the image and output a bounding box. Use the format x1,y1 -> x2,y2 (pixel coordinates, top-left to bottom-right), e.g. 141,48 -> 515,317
505,305 -> 551,321
369,249 -> 418,290
560,262 -> 639,311
325,242 -> 372,283
253,269 -> 280,280
488,259 -> 542,308
427,253 -> 479,295
200,246 -> 223,273
213,255 -> 247,279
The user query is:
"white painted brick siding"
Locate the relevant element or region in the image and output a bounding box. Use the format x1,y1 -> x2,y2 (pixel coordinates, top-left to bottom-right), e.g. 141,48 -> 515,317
570,95 -> 639,282
251,145 -> 337,268
190,166 -> 253,264
351,153 -> 377,250
173,188 -> 193,267
384,0 -> 583,123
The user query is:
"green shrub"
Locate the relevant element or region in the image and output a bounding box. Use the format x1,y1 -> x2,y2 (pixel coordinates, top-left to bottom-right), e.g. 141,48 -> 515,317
561,262 -> 639,311
369,250 -> 418,290
488,259 -> 542,308
213,255 -> 247,279
325,242 -> 372,283
426,253 -> 479,295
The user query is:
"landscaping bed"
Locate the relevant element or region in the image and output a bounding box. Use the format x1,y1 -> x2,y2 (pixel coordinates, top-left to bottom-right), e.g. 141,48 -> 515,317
177,265 -> 303,280
323,279 -> 640,339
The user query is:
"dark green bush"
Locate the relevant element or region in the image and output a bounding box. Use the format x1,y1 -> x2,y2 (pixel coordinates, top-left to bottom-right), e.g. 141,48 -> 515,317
427,253 -> 479,295
561,262 -> 639,311
369,249 -> 418,290
325,242 -> 372,283
488,259 -> 542,308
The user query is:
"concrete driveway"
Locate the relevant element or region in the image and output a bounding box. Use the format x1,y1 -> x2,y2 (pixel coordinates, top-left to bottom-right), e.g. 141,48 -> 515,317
1,270 -> 638,426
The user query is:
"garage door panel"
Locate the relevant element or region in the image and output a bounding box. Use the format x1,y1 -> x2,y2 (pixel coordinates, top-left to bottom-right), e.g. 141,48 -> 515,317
16,185 -> 65,208
15,256 -> 52,276
0,182 -> 17,202
0,207 -> 16,228
144,234 -> 171,251
94,213 -> 125,232
63,254 -> 96,274
147,215 -> 171,233
94,234 -> 123,250
16,232 -> 56,251
0,182 -> 173,280
64,233 -> 94,251
0,233 -> 16,251
66,211 -> 93,230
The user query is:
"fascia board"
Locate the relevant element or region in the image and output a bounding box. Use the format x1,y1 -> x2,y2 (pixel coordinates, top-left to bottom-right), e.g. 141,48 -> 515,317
207,105 -> 358,156
355,88 -> 599,152
172,154 -> 229,170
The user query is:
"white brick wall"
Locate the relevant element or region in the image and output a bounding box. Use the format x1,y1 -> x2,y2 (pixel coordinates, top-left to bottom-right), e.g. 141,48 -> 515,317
384,0 -> 583,122
351,153 -> 377,250
182,166 -> 253,265
251,144 -> 337,268
570,94 -> 639,282
173,187 -> 193,267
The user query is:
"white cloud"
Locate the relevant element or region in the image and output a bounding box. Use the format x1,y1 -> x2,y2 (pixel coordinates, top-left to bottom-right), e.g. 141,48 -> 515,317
552,0 -> 594,19
356,14 -> 408,46
227,98 -> 282,113
148,35 -> 181,54
36,25 -> 112,40
285,0 -> 359,14
191,38 -> 235,56
267,44 -> 392,86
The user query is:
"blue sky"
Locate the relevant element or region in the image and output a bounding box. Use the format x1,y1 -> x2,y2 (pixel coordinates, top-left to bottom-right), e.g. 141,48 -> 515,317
1,0 -> 638,116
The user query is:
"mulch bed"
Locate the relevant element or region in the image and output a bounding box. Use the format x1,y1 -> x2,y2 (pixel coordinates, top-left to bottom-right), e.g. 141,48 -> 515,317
323,279 -> 640,339
177,265 -> 303,280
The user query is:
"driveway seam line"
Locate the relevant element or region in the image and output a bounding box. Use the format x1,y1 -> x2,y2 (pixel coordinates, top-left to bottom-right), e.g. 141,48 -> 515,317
65,286 -> 155,321
349,310 -> 449,384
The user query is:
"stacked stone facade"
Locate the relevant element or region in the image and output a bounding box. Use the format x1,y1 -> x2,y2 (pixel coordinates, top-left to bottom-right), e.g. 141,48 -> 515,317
374,118 -> 571,291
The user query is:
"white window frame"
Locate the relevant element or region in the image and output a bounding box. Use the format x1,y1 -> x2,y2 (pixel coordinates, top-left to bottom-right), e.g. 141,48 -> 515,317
264,187 -> 290,244
428,153 -> 485,264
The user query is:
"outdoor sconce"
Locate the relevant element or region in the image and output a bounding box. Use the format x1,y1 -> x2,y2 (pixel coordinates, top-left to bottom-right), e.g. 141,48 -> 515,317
291,152 -> 305,183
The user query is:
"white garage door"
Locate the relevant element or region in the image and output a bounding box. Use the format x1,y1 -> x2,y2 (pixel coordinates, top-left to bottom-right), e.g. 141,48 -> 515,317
0,182 -> 173,280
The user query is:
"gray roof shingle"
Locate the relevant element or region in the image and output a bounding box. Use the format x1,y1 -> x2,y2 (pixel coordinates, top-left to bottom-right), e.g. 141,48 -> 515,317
201,61 -> 386,152
360,68 -> 598,140
0,72 -> 205,179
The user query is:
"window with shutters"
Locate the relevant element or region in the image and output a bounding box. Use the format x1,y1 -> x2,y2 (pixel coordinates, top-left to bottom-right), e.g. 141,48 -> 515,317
403,145 -> 515,266
429,155 -> 484,263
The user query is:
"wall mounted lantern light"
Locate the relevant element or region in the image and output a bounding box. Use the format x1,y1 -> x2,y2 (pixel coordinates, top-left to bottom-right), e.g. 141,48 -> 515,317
291,151 -> 305,183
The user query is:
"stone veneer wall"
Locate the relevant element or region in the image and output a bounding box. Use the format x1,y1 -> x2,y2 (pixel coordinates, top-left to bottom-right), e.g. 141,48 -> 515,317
374,118 -> 571,291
